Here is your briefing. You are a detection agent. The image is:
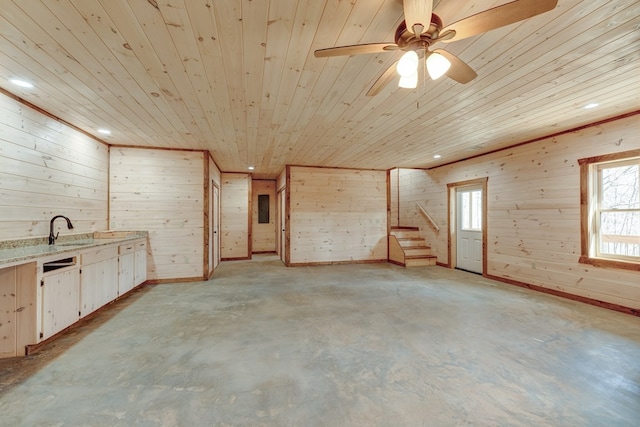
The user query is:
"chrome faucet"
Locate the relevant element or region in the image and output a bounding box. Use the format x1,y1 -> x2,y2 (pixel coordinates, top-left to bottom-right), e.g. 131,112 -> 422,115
49,215 -> 74,245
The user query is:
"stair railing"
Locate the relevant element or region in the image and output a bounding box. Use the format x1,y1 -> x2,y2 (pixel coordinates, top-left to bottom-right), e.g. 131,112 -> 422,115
416,203 -> 440,232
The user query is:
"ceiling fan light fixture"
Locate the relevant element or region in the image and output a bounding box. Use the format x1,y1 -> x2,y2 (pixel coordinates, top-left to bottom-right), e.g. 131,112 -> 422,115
426,52 -> 451,80
397,51 -> 419,76
398,72 -> 418,89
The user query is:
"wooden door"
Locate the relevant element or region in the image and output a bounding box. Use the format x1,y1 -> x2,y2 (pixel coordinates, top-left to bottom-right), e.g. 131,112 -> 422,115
134,246 -> 147,286
41,268 -> 80,340
118,252 -> 135,295
456,187 -> 483,273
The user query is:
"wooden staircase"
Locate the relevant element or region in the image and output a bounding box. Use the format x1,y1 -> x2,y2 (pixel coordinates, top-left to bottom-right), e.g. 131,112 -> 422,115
389,227 -> 437,267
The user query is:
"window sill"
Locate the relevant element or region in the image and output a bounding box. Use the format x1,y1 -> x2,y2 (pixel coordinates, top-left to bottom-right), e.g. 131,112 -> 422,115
579,255 -> 640,272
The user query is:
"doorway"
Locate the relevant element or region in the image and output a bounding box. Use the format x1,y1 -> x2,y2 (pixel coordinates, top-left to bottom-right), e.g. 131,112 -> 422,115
448,178 -> 487,274
277,187 -> 287,264
210,183 -> 220,272
251,180 -> 277,253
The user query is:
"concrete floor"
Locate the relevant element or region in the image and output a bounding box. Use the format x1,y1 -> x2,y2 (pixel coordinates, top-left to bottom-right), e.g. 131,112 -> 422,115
1,255 -> 639,426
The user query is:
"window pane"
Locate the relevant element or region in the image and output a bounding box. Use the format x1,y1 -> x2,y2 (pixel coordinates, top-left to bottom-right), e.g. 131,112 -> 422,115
599,211 -> 640,256
471,190 -> 482,230
462,192 -> 470,229
601,165 -> 640,209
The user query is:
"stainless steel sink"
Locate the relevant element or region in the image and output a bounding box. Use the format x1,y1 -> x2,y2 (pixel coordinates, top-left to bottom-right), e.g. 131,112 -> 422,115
57,241 -> 93,246
43,257 -> 76,272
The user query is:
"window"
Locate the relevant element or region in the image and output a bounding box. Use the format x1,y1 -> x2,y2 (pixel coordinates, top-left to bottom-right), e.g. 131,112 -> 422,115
460,190 -> 482,231
579,150 -> 640,270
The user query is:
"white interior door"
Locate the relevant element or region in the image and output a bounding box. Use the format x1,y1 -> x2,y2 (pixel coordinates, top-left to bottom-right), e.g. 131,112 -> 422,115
280,189 -> 286,263
456,187 -> 483,273
209,181 -> 214,274
213,185 -> 220,270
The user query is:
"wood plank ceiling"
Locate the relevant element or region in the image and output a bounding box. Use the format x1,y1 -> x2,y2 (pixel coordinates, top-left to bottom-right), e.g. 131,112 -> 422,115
0,0 -> 638,178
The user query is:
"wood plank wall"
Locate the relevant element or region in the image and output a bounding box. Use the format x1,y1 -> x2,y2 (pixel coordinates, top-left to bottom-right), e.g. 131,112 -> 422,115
288,166 -> 387,264
252,180 -> 276,253
0,93 -> 109,240
396,115 -> 640,309
109,147 -> 205,281
221,172 -> 251,260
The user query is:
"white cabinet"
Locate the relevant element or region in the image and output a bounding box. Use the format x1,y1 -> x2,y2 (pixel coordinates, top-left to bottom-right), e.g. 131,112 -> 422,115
134,240 -> 147,286
0,266 -> 16,357
1,233 -> 148,359
79,246 -> 118,318
118,243 -> 135,295
0,263 -> 37,356
41,266 -> 80,341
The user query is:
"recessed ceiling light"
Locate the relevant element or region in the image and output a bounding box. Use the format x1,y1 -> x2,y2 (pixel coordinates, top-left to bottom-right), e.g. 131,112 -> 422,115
97,129 -> 111,135
584,103 -> 599,109
248,166 -> 255,170
433,154 -> 441,159
9,79 -> 33,88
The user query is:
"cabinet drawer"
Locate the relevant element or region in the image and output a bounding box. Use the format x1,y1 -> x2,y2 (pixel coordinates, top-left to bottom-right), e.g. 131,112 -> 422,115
135,240 -> 147,251
81,245 -> 118,265
119,243 -> 135,255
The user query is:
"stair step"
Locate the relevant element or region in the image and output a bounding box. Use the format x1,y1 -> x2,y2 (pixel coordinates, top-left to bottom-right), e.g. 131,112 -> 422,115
397,239 -> 429,248
390,229 -> 421,239
404,247 -> 432,256
405,255 -> 437,267
389,228 -> 436,268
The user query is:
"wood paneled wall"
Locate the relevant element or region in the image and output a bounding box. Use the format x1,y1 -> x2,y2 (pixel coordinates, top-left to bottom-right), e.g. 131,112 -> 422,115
110,148 -> 205,281
221,173 -> 251,260
288,166 -> 387,265
0,93 -> 108,240
252,180 -> 276,253
396,115 -> 640,309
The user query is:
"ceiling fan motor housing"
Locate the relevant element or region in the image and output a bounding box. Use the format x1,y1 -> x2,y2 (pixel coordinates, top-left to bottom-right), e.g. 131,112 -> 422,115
396,13 -> 443,50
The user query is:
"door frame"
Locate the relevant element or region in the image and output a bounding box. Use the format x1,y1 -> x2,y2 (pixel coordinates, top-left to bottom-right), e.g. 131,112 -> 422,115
277,186 -> 286,264
212,183 -> 220,271
447,177 -> 488,274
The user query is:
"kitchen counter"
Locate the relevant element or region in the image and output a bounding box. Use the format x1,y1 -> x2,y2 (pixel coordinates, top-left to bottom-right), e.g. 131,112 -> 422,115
0,231 -> 148,268
0,230 -> 149,358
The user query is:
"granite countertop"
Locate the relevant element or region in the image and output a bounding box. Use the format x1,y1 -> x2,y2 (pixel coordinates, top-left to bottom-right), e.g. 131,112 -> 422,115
0,231 -> 148,268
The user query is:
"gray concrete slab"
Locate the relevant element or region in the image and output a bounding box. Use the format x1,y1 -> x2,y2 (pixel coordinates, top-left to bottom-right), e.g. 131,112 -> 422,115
1,255 -> 639,426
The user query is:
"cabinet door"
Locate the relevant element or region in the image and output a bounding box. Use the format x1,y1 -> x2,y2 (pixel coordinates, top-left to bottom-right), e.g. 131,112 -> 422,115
41,268 -> 80,340
119,252 -> 135,295
80,257 -> 118,317
0,267 -> 16,357
134,241 -> 147,286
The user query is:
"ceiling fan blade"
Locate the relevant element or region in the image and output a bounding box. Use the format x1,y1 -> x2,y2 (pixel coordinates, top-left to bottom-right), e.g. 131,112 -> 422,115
403,0 -> 433,35
440,0 -> 558,42
433,49 -> 477,84
314,43 -> 397,58
366,60 -> 399,96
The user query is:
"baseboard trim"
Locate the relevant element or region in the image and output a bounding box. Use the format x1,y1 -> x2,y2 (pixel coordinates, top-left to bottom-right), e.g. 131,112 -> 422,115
144,276 -> 204,284
484,273 -> 640,317
221,256 -> 251,261
289,259 -> 387,267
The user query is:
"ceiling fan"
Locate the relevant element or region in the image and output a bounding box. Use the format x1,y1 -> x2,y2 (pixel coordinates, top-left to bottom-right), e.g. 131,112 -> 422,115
314,0 -> 558,96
